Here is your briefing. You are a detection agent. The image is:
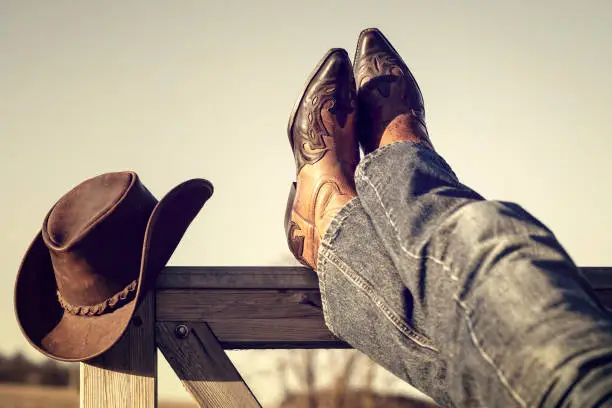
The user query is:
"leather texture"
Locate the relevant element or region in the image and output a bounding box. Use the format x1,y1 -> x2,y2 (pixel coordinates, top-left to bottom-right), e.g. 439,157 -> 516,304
14,172 -> 213,361
286,49 -> 359,270
354,28 -> 433,153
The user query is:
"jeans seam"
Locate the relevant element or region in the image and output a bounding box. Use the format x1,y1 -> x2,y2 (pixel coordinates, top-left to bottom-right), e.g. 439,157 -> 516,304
357,169 -> 528,408
316,255 -> 336,336
356,169 -> 461,281
321,250 -> 438,352
453,294 -> 528,408
318,197 -> 361,338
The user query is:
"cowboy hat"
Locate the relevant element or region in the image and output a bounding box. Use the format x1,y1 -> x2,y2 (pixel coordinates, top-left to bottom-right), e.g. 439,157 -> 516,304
14,171 -> 213,362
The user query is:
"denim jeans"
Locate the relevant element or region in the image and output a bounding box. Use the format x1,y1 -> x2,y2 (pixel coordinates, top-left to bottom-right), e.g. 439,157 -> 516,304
317,141 -> 612,407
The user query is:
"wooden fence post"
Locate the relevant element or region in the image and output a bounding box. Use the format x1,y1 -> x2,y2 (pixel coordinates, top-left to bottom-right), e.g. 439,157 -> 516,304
80,292 -> 157,408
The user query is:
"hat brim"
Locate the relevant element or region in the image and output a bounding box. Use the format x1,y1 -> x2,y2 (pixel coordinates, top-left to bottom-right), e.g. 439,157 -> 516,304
14,178 -> 213,362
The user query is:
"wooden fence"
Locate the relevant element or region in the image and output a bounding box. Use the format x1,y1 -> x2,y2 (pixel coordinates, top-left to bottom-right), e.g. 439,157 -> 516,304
80,266 -> 612,407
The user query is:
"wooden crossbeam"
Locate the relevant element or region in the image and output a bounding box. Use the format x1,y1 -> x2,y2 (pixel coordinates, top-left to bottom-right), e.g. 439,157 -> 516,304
156,266 -> 345,348
81,266 -> 612,408
156,266 -> 612,290
155,266 -> 612,349
156,266 -> 320,289
156,322 -> 261,407
157,289 -> 340,348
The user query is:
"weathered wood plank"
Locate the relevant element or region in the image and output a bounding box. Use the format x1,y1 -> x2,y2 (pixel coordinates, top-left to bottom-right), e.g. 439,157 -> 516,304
581,267 -> 612,290
158,286 -> 612,322
157,289 -> 346,348
206,318 -> 347,349
154,267 -> 612,348
593,289 -> 612,307
157,266 -> 319,289
157,275 -> 612,348
157,266 -> 611,289
157,289 -> 323,320
156,322 -> 261,408
81,293 -> 157,408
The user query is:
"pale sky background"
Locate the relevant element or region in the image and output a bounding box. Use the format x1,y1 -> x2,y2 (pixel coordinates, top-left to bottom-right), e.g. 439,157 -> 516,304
1,0 -> 611,405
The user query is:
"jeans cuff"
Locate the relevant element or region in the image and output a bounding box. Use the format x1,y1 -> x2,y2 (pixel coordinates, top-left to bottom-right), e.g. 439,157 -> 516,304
320,196 -> 361,250
356,141 -> 458,183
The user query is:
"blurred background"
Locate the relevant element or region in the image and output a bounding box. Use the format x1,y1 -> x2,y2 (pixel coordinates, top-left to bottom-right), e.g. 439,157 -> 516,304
1,0 -> 611,407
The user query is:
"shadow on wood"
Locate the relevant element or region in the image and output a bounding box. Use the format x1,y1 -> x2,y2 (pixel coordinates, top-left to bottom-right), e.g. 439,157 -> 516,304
156,321 -> 261,407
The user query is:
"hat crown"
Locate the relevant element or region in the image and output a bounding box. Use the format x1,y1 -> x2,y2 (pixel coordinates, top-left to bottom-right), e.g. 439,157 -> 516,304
41,172 -> 158,309
45,172 -> 134,249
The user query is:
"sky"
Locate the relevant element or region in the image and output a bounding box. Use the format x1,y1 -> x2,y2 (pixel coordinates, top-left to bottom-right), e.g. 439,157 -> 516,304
1,0 -> 611,405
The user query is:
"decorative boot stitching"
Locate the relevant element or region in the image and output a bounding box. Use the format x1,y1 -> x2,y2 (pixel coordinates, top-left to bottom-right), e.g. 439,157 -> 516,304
293,79 -> 356,172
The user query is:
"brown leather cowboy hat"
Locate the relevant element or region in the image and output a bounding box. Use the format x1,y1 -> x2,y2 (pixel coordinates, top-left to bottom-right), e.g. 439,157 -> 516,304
14,171 -> 213,362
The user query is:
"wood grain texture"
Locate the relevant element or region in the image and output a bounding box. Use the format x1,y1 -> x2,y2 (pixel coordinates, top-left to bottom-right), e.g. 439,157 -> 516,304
81,293 -> 157,408
155,267 -> 612,348
157,266 -> 319,289
581,267 -> 612,289
206,318 -> 347,349
156,322 -> 261,408
593,289 -> 612,307
157,289 -> 323,320
157,266 -> 611,289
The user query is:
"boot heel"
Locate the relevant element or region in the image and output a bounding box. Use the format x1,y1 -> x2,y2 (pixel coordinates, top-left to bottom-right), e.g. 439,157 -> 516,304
284,182 -> 306,263
284,182 -> 297,237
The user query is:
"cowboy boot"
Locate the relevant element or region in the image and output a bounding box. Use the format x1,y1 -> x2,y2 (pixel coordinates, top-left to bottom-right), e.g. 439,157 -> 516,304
285,49 -> 359,270
354,28 -> 434,154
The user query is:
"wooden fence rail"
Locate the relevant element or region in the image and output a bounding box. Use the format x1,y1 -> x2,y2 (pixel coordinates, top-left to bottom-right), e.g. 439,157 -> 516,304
81,266 -> 612,407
